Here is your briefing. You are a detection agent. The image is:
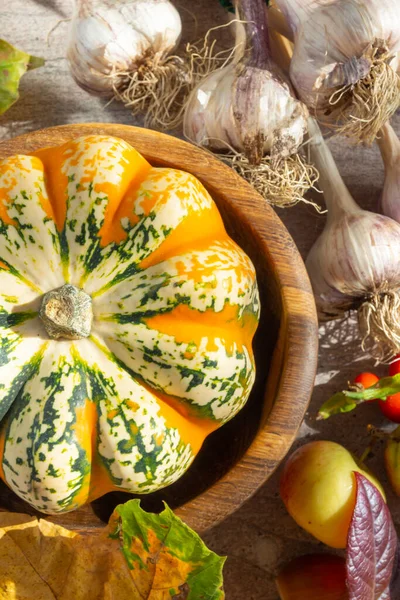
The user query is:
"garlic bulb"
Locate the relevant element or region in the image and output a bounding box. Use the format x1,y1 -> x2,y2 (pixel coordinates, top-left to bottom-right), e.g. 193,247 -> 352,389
377,121 -> 400,223
306,118 -> 400,361
275,0 -> 400,144
184,62 -> 307,164
68,0 -> 181,95
184,0 -> 318,208
185,0 -> 307,162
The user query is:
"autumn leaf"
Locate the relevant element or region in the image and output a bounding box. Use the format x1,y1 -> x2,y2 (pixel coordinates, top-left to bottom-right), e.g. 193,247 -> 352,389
0,500 -> 225,600
0,40 -> 44,115
109,500 -> 225,599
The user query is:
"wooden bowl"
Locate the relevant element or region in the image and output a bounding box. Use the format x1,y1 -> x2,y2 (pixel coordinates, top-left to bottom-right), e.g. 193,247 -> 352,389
0,124 -> 318,533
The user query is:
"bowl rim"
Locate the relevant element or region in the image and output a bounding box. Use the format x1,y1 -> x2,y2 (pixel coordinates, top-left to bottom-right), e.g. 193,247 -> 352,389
0,123 -> 318,532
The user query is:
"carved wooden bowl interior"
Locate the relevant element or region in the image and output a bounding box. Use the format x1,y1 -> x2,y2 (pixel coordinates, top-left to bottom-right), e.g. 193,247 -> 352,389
0,124 -> 318,534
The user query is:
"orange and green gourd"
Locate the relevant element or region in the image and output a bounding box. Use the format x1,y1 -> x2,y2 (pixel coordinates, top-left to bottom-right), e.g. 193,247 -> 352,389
0,135 -> 259,514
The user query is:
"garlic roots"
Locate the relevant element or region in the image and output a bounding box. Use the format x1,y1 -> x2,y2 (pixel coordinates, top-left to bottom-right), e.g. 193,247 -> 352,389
183,0 -> 319,208
377,122 -> 400,224
306,118 -> 400,362
67,0 -> 225,129
275,0 -> 400,144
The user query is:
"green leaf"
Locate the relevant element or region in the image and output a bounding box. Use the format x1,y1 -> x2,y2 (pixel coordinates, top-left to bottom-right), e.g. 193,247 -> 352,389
110,499 -> 226,600
318,374 -> 400,420
0,39 -> 44,115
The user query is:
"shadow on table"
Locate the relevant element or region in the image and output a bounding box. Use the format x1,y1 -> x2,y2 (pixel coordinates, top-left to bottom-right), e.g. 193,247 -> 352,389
32,0 -> 68,18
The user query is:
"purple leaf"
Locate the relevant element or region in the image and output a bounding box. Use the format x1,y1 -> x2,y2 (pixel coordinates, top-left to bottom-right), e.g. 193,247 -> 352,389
390,542 -> 400,597
346,473 -> 398,600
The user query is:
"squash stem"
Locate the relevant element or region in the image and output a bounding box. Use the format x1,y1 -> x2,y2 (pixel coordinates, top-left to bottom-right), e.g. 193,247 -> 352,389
39,284 -> 93,340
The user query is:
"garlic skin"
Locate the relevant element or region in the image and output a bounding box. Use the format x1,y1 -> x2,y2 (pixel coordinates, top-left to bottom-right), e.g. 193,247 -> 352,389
184,66 -> 238,154
276,0 -> 400,141
184,62 -> 308,163
307,211 -> 400,319
67,0 -> 182,95
377,122 -> 400,224
184,0 -> 308,164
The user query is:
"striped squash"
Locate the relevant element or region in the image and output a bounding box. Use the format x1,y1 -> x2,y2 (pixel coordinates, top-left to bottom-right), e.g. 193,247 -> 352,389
0,135 -> 259,514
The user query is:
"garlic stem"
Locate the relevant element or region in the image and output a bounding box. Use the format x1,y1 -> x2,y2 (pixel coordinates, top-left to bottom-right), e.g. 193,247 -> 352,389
307,118 -> 359,219
377,121 -> 400,224
235,0 -> 272,68
377,122 -> 400,170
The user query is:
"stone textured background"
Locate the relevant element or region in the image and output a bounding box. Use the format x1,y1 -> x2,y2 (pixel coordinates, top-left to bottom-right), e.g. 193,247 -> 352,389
1,1 -> 400,597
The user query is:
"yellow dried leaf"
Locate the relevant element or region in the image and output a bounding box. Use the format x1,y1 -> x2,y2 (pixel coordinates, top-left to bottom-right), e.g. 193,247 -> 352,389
0,501 -> 225,600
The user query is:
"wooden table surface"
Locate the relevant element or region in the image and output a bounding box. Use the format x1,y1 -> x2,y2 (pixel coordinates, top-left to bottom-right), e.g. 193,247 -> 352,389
2,1 -> 400,598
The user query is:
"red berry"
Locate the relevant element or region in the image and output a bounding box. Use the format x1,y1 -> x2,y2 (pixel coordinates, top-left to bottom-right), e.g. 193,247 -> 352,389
352,373 -> 379,403
353,372 -> 379,389
389,355 -> 400,377
379,394 -> 400,423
